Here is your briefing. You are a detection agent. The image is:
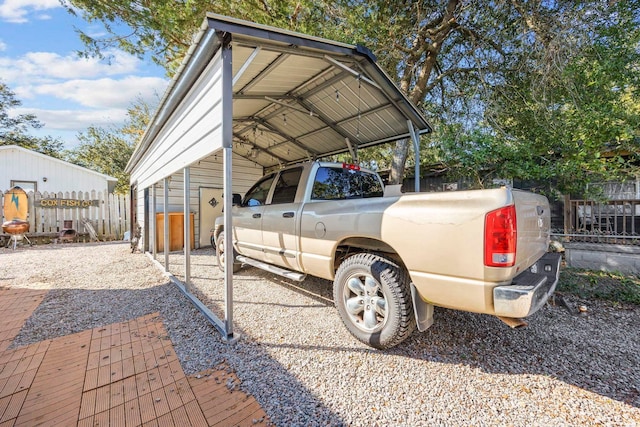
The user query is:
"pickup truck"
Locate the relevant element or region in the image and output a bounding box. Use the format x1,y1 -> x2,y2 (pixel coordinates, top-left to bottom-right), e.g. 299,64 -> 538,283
213,161 -> 561,349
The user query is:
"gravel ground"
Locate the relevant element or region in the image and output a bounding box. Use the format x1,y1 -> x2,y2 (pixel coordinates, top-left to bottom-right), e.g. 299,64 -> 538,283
1,242 -> 639,426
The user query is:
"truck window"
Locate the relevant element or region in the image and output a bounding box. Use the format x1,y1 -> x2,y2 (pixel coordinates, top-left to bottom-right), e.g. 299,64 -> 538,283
311,166 -> 383,200
270,167 -> 302,204
242,174 -> 276,207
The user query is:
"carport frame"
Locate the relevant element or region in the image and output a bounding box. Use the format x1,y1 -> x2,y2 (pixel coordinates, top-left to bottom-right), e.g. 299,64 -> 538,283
126,14 -> 431,343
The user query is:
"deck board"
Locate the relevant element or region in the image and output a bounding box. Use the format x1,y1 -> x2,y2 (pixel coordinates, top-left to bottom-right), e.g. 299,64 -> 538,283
0,287 -> 271,426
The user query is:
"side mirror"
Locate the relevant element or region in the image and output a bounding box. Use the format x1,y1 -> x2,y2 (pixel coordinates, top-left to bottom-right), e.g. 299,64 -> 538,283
232,193 -> 242,206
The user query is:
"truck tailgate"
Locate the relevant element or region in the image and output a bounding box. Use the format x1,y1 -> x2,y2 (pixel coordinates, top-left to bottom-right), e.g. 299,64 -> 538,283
512,190 -> 551,273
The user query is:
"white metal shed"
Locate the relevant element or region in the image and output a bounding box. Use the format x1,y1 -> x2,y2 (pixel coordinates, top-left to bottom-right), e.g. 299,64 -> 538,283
1,145 -> 117,194
126,14 -> 431,341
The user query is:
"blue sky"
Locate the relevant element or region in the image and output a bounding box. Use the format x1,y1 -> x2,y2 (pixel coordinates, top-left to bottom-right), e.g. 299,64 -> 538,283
0,0 -> 169,149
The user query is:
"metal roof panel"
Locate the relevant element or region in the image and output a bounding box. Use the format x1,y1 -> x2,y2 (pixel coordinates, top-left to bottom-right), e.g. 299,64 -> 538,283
128,13 -> 431,173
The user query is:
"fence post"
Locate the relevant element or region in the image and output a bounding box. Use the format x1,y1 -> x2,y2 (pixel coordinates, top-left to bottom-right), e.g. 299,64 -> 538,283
563,194 -> 572,241
27,191 -> 36,232
110,192 -> 118,240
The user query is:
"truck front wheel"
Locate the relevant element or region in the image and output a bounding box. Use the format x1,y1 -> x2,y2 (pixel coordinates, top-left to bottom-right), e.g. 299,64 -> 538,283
215,231 -> 241,273
333,253 -> 416,349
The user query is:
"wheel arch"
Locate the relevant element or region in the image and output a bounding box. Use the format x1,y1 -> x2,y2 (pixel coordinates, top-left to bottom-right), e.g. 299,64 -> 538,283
212,221 -> 224,244
333,237 -> 405,273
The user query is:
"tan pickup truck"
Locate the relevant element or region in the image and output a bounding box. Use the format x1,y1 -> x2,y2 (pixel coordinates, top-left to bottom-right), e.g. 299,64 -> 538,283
214,161 -> 561,348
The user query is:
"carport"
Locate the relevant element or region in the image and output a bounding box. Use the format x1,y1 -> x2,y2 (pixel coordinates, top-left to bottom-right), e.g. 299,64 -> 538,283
126,13 -> 431,341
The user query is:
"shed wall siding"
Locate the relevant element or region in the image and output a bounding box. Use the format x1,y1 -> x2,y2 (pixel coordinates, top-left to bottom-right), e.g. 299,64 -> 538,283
131,50 -> 225,189
0,148 -> 110,193
135,152 -> 262,249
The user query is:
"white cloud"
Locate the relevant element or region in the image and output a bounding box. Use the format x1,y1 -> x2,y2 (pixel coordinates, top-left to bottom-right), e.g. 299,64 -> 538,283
0,0 -> 60,24
0,40 -> 6,51
0,49 -> 144,85
13,107 -> 128,131
8,74 -> 166,143
32,76 -> 167,109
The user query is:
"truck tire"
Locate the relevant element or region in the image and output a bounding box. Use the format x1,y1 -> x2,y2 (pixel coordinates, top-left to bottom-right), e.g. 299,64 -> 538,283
215,231 -> 241,273
333,253 -> 416,349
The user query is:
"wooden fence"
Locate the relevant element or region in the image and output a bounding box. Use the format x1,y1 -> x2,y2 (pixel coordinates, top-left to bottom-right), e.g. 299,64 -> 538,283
1,190 -> 130,242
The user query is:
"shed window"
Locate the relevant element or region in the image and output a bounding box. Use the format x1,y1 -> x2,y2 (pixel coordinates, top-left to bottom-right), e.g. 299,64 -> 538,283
10,180 -> 37,192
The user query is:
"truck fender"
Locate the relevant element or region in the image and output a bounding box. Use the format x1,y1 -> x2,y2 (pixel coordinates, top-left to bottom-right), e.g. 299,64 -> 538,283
410,283 -> 434,332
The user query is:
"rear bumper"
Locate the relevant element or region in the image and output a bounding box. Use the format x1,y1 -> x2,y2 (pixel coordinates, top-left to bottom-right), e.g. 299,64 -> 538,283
493,252 -> 562,318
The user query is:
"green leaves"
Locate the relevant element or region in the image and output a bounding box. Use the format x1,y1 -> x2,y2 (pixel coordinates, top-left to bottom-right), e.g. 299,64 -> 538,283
65,98 -> 155,194
0,81 -> 65,158
63,0 -> 639,197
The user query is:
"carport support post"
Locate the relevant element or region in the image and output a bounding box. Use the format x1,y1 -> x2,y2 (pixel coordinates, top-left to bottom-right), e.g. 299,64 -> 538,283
163,177 -> 169,272
184,167 -> 191,288
408,120 -> 420,192
151,184 -> 157,260
222,37 -> 236,341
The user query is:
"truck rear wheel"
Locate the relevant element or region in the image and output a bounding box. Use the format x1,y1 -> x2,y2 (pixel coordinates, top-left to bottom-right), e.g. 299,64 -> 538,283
333,253 -> 416,349
215,231 -> 241,273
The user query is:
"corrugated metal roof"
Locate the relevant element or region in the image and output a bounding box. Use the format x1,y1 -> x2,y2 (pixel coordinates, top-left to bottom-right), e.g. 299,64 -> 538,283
128,13 -> 431,173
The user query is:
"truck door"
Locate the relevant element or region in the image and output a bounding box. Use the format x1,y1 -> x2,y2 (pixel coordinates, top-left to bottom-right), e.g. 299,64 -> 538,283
232,173 -> 276,261
261,167 -> 303,271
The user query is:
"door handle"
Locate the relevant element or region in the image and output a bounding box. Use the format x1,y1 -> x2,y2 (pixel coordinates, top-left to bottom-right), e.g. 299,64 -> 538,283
282,212 -> 294,218
252,213 -> 262,219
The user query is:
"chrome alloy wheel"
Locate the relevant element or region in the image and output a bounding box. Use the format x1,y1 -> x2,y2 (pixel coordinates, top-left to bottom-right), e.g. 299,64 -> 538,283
216,236 -> 226,266
343,273 -> 388,333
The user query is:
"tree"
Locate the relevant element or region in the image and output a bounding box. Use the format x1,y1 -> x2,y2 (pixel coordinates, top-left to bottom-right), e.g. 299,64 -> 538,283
64,1 -> 640,195
63,0 -> 334,73
66,98 -> 154,194
0,81 -> 64,158
481,0 -> 640,196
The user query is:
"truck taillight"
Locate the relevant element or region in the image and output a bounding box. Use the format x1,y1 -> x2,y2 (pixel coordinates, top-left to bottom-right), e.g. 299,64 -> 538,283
342,162 -> 360,171
484,205 -> 517,267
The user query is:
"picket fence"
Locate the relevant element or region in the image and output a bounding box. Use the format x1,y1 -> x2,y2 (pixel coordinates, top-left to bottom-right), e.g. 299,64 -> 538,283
1,190 -> 130,241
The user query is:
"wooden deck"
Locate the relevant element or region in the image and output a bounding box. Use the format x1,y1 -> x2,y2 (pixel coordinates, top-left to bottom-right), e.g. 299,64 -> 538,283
0,287 -> 270,426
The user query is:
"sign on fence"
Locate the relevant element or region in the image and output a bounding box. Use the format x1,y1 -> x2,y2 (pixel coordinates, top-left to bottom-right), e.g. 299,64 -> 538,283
39,198 -> 100,208
0,189 -> 130,240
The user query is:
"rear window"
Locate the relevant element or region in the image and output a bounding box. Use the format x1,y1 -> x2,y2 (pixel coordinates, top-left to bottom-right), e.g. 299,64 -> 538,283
311,166 -> 383,200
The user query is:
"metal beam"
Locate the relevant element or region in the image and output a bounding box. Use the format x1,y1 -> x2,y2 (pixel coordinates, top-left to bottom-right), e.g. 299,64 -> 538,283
151,184 -> 157,260
163,177 -> 169,271
253,117 -> 318,157
264,96 -> 317,117
236,52 -> 289,95
232,46 -> 261,86
233,132 -> 290,164
408,120 -> 420,192
146,255 -> 226,335
295,97 -> 356,145
323,55 -> 380,90
183,167 -> 191,288
292,103 -> 390,142
222,36 -> 238,342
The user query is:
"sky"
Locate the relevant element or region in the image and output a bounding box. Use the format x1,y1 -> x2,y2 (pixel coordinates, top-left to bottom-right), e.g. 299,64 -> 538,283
0,0 -> 169,149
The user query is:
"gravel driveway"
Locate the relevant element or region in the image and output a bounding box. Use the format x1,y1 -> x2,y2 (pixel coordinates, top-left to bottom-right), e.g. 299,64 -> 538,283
1,242 -> 638,426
